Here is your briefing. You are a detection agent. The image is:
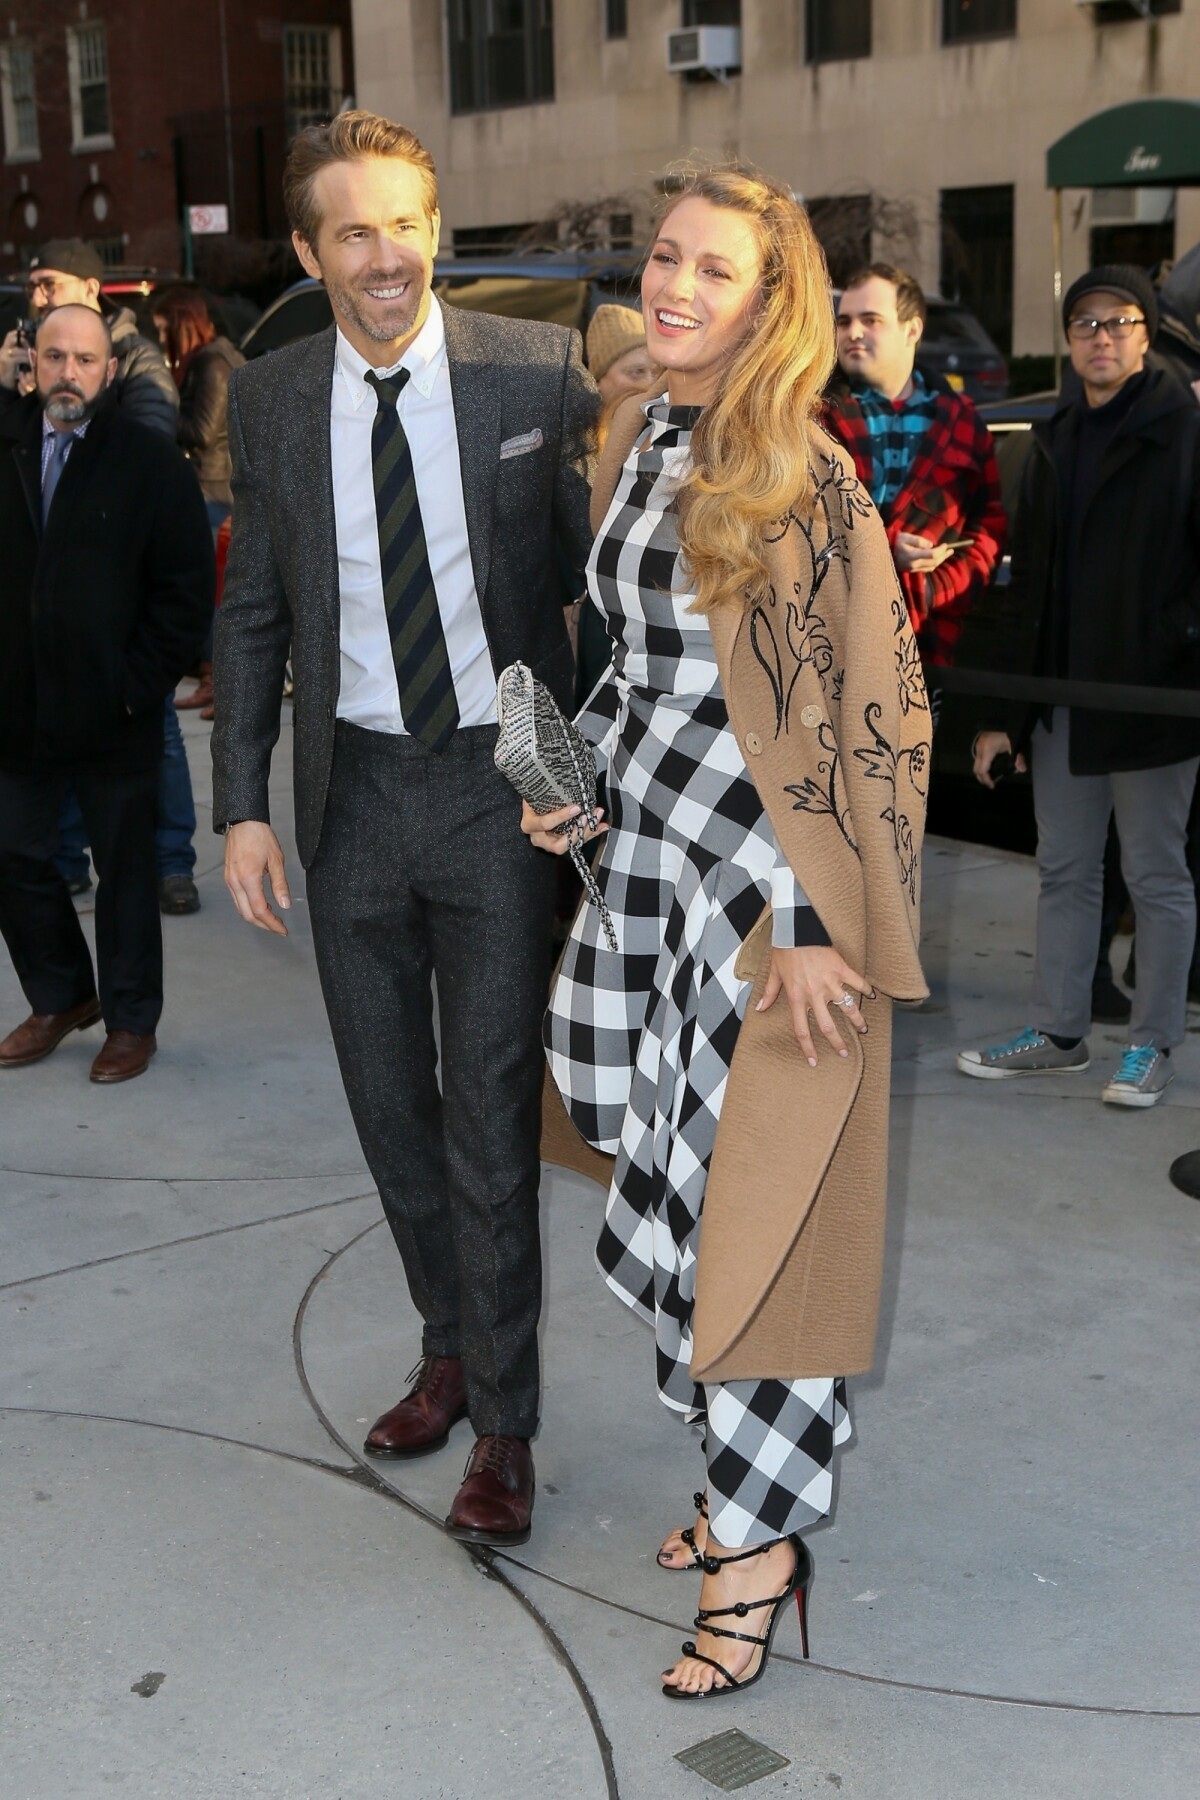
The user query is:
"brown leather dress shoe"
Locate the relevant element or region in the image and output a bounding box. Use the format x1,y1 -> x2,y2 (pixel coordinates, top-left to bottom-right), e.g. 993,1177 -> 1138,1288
0,999 -> 102,1067
363,1355 -> 469,1459
445,1434 -> 534,1546
89,1030 -> 157,1084
176,663 -> 213,709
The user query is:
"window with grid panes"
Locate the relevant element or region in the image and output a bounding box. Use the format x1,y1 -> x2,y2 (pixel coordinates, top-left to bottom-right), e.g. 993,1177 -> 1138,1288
69,23 -> 110,145
1,42 -> 38,157
284,27 -> 342,138
448,1 -> 555,116
942,0 -> 1016,43
806,0 -> 870,63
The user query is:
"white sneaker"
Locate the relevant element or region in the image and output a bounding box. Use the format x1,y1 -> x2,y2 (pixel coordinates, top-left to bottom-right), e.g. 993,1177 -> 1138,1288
1102,1044 -> 1174,1108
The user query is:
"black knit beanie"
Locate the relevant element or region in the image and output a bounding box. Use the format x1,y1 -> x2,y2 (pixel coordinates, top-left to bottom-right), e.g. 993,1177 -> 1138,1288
1062,264 -> 1158,341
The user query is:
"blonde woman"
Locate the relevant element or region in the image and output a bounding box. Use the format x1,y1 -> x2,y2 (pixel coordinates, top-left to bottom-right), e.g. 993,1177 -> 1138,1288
524,167 -> 929,1698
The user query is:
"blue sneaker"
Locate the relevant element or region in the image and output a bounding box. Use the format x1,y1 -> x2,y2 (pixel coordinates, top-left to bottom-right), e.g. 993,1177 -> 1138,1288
1102,1044 -> 1173,1108
957,1026 -> 1090,1080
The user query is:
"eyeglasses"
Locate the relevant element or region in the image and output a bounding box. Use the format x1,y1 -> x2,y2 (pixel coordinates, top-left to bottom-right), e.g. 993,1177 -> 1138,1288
24,275 -> 62,300
1066,314 -> 1147,341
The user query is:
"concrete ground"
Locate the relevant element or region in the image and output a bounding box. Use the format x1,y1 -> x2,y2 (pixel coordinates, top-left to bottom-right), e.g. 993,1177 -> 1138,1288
2,701 -> 1198,1800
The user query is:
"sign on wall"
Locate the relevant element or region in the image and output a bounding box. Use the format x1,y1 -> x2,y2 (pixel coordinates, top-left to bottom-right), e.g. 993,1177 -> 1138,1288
188,204 -> 229,236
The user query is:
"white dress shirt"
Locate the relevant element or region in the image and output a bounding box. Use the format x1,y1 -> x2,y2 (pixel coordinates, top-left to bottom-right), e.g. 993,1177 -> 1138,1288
331,298 -> 496,733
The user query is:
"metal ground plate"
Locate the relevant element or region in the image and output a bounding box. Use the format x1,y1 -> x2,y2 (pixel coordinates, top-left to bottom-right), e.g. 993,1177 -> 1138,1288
674,1727 -> 791,1790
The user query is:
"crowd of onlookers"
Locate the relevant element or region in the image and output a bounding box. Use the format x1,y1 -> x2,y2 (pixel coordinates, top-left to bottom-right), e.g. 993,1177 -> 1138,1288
1,231 -> 1198,1099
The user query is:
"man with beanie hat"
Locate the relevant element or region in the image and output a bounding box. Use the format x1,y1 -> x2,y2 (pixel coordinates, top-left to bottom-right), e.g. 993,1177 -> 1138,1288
585,303 -> 656,409
960,265 -> 1200,1107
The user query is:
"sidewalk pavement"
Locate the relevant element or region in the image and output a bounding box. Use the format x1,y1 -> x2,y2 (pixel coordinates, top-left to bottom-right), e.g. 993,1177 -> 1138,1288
2,701 -> 1198,1800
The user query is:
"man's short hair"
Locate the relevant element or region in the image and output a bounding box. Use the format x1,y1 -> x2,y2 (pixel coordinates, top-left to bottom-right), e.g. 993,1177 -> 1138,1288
842,262 -> 927,328
283,109 -> 438,248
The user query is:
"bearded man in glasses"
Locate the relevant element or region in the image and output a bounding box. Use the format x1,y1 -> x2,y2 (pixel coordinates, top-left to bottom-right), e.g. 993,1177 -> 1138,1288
962,264 -> 1200,1109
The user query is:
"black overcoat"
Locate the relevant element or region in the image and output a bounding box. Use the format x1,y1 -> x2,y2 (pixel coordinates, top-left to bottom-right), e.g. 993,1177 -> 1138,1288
1004,368 -> 1200,774
0,392 -> 215,772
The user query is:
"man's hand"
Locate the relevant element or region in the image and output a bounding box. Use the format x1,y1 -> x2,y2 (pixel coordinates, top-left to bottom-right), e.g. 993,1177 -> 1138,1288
756,944 -> 872,1069
224,821 -> 292,935
0,328 -> 33,395
893,531 -> 956,576
972,730 -> 1025,790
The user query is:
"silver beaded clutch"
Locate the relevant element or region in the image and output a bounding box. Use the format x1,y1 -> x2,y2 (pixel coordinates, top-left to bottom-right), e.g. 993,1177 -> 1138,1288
494,661 -> 617,952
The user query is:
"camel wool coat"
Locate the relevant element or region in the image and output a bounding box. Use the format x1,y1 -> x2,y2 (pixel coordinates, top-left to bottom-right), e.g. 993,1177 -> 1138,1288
589,396 -> 930,1382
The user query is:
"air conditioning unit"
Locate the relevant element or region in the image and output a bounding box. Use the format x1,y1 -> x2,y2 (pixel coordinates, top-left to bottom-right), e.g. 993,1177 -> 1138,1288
665,26 -> 742,76
1090,185 -> 1176,226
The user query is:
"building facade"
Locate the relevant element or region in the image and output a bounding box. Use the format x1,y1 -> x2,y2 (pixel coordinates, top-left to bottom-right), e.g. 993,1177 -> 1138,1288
0,0 -> 353,284
352,0 -> 1200,355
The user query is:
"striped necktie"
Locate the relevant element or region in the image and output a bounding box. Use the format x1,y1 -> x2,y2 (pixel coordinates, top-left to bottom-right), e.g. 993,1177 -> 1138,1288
365,367 -> 460,752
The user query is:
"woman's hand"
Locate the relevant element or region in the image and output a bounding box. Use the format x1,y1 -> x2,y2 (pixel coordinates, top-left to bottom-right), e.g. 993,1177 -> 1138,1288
520,798 -> 608,855
756,945 -> 872,1068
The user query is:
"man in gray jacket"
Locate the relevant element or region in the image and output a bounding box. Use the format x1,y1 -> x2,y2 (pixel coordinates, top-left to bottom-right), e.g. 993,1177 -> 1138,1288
212,112 -> 597,1544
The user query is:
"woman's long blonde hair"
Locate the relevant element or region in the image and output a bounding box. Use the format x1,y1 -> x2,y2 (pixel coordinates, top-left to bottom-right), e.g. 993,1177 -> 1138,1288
660,164 -> 835,612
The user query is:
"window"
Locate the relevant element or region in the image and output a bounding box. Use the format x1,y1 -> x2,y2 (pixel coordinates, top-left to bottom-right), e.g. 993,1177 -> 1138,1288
682,1 -> 740,21
806,0 -> 870,63
609,210 -> 634,248
0,41 -> 39,160
448,2 -> 555,114
940,184 -> 1014,354
67,23 -> 111,148
942,0 -> 1016,44
605,0 -> 628,37
284,26 -> 343,139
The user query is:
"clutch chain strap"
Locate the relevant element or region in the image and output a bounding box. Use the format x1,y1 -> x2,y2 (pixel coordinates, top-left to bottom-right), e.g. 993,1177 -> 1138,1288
550,717 -> 618,954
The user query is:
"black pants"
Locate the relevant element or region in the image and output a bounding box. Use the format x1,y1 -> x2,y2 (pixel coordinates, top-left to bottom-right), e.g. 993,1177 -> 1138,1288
306,722 -> 557,1439
0,762 -> 161,1034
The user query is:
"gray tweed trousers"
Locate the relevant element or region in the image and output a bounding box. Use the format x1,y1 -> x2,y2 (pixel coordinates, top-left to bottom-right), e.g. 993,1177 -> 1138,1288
306,720 -> 556,1438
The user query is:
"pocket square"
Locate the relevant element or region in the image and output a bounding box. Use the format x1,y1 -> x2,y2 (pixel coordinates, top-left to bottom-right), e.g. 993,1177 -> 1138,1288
499,428 -> 544,460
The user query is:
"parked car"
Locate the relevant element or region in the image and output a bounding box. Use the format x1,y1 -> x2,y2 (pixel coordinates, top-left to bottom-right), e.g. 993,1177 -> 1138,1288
97,268 -> 261,345
917,298 -> 1010,403
240,249 -> 643,360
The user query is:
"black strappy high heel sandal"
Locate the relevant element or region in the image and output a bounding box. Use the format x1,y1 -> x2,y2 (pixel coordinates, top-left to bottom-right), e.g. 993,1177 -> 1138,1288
657,1491 -> 709,1570
661,1533 -> 813,1700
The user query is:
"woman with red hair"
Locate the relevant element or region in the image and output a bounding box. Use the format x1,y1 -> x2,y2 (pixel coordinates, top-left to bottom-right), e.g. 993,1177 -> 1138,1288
153,287 -> 245,712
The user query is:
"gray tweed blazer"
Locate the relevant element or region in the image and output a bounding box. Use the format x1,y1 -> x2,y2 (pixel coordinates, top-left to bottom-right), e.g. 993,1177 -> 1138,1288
210,303 -> 598,865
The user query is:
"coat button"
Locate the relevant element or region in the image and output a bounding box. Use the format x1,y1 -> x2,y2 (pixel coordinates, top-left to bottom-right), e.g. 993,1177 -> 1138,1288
744,731 -> 763,756
800,704 -> 823,729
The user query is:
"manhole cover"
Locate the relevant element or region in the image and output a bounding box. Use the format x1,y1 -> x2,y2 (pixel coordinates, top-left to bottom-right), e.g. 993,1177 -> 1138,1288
675,1727 -> 790,1790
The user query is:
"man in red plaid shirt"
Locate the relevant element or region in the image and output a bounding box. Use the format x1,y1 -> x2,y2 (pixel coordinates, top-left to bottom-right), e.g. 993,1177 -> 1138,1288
823,263 -> 1006,667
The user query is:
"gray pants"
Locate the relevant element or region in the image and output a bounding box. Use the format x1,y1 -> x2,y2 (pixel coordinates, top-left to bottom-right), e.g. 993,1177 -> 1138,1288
306,721 -> 556,1438
1031,711 -> 1199,1048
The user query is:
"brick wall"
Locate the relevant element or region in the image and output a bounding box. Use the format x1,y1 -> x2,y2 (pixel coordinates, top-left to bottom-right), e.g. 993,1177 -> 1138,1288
0,0 -> 353,280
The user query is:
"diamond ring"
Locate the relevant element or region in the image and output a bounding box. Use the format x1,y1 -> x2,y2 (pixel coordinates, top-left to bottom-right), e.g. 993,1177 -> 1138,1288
838,992 -> 855,1008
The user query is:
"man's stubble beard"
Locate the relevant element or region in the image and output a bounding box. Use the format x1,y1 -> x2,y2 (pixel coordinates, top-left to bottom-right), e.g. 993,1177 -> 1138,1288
323,267 -> 428,348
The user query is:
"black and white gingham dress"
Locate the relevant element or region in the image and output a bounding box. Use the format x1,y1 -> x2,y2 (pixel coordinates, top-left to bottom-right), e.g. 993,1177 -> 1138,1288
546,401 -> 849,1548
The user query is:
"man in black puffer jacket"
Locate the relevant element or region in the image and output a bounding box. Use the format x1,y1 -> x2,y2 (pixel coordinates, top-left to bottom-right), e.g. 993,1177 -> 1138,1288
961,265 -> 1200,1110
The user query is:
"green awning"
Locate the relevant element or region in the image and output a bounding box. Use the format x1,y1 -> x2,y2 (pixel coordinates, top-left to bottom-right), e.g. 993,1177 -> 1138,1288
1046,98 -> 1200,189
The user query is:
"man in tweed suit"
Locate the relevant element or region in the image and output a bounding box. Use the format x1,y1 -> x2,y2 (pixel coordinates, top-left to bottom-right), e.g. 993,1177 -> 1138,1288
212,112 -> 597,1544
